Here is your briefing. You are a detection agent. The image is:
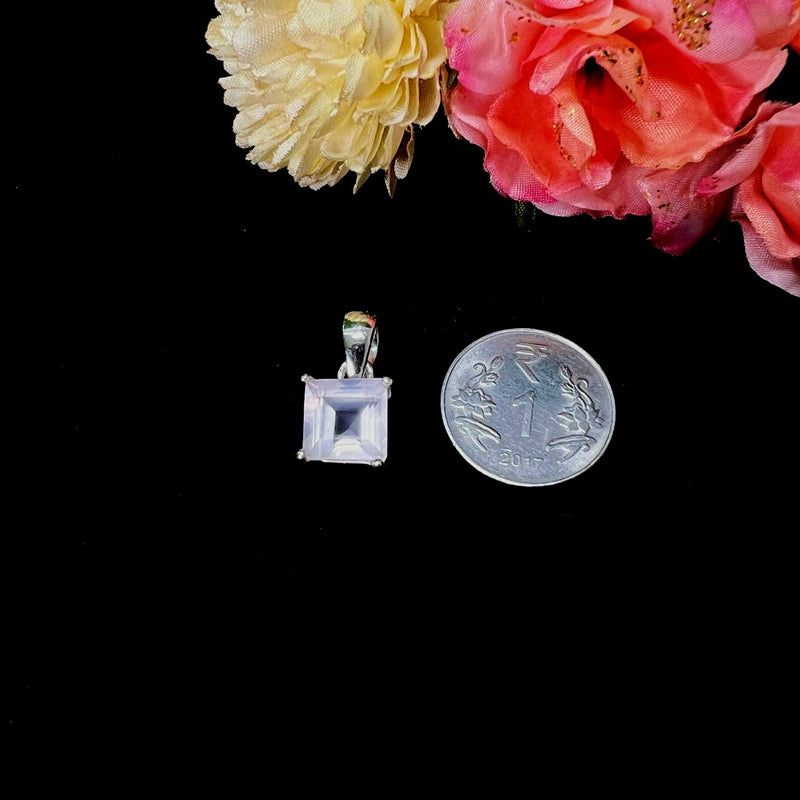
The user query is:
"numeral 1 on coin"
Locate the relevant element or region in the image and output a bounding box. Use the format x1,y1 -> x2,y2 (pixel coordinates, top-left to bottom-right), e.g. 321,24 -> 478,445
512,389 -> 536,438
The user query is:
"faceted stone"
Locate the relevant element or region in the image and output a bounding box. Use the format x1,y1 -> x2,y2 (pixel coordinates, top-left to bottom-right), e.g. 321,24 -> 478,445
302,378 -> 389,464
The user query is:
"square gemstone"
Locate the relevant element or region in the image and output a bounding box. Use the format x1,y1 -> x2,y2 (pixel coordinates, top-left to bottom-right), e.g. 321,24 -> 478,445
302,378 -> 389,464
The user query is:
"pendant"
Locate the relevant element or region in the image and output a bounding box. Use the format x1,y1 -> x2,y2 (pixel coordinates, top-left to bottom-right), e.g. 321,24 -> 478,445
297,312 -> 392,466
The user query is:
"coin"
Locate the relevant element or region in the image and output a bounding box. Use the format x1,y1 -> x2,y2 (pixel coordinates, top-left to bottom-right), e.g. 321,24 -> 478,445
440,329 -> 615,486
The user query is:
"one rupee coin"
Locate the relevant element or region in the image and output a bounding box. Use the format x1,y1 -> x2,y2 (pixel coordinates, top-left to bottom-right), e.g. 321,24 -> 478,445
440,329 -> 615,486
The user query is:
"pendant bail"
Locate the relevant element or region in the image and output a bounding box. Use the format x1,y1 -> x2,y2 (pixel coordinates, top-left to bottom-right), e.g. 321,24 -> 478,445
338,311 -> 379,379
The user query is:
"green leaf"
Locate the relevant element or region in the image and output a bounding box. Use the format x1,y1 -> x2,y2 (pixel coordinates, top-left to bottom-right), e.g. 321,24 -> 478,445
445,65 -> 459,91
514,201 -> 537,233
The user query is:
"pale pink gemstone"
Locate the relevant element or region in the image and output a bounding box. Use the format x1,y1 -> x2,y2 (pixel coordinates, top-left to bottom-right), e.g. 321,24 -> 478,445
301,378 -> 389,464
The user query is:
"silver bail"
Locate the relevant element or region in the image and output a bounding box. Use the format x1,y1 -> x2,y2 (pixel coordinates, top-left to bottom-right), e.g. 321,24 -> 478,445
338,311 -> 378,379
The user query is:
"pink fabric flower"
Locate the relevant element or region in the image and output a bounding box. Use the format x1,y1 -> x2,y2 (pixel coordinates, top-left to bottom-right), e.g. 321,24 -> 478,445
444,0 -> 799,217
698,103 -> 800,296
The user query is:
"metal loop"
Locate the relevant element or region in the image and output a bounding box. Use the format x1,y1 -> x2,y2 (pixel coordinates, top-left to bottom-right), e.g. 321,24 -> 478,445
341,311 -> 378,378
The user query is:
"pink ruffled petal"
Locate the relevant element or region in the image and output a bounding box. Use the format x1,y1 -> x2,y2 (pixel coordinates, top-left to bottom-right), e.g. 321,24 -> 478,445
485,144 -> 571,208
749,0 -> 800,50
526,0 -> 605,10
641,160 -> 732,254
588,33 -> 732,168
702,49 -> 790,126
489,77 -> 585,196
447,85 -> 494,149
737,175 -> 800,262
445,0 -> 541,96
449,82 -> 580,212
738,218 -> 800,296
638,127 -> 752,256
697,103 -> 799,195
760,113 -> 800,223
502,0 -> 616,28
582,7 -> 650,37
557,157 -> 651,217
627,0 -> 800,62
762,168 -> 800,248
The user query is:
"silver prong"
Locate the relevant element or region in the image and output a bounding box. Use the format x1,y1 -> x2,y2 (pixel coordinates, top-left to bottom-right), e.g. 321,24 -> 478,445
297,450 -> 306,460
370,459 -> 384,468
301,374 -> 313,383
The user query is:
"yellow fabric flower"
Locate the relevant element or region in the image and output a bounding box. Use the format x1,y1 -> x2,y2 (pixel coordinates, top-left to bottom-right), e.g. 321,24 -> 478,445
206,0 -> 451,192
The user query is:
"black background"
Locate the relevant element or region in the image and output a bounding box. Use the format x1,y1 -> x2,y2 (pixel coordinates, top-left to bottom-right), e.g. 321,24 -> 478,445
8,3 -> 798,788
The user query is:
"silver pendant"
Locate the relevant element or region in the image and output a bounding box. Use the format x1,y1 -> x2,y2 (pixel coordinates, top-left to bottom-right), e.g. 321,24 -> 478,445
441,329 -> 615,485
298,312 -> 392,466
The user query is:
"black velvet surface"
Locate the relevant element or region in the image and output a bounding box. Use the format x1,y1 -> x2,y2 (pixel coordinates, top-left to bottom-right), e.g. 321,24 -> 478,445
8,4 -> 798,790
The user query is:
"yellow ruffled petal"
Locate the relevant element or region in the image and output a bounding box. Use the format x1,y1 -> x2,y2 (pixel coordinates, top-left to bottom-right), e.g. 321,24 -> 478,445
206,0 -> 453,190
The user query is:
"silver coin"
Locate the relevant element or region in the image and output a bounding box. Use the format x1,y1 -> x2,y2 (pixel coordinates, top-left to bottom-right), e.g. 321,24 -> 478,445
441,329 -> 615,486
